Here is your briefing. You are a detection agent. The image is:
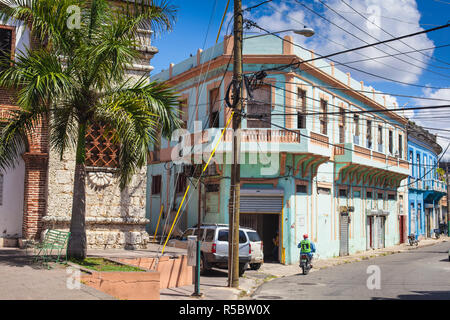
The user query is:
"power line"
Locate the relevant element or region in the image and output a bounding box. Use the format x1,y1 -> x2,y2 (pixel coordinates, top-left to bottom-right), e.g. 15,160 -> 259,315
339,0 -> 450,68
315,0 -> 450,73
247,20 -> 450,90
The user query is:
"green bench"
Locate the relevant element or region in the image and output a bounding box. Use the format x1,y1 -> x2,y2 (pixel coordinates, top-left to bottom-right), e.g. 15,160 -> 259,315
31,229 -> 71,268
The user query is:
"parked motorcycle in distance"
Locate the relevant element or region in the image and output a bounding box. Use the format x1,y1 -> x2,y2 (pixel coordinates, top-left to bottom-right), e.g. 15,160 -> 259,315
299,254 -> 312,275
408,233 -> 419,246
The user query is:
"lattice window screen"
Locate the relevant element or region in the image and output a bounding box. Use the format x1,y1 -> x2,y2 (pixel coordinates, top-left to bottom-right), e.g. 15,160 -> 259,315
85,123 -> 119,168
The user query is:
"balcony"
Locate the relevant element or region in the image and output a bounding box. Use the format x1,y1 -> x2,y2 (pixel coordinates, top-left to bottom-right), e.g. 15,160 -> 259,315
333,142 -> 410,188
185,128 -> 332,158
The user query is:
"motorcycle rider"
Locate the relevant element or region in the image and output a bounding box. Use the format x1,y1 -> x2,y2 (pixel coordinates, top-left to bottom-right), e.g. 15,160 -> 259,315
298,234 -> 316,267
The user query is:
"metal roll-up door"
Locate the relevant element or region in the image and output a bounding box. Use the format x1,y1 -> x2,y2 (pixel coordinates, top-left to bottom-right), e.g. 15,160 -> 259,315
377,216 -> 385,248
339,213 -> 349,256
239,189 -> 284,214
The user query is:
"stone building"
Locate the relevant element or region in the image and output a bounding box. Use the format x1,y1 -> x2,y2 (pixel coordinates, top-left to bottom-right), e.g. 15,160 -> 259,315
0,5 -> 158,249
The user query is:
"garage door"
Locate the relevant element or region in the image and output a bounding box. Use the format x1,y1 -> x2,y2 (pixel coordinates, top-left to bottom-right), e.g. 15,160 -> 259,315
239,188 -> 284,214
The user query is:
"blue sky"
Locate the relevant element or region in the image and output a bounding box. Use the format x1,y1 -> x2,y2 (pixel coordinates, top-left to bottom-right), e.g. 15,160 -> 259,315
150,0 -> 450,158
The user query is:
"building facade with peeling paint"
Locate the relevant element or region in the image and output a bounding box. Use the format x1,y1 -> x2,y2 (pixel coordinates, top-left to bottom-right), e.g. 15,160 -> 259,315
148,34 -> 410,264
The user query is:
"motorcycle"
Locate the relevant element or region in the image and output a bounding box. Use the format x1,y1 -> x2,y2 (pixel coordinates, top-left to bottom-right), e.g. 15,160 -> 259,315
299,254 -> 312,275
408,233 -> 419,246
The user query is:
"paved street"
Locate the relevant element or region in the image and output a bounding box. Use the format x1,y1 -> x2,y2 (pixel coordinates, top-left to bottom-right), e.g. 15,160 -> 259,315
252,242 -> 450,300
0,248 -> 114,300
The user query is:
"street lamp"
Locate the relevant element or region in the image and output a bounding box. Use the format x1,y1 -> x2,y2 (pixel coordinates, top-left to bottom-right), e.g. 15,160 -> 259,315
244,27 -> 315,40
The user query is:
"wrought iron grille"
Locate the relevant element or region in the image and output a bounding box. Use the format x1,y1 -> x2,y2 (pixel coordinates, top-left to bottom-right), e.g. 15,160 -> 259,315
85,123 -> 119,168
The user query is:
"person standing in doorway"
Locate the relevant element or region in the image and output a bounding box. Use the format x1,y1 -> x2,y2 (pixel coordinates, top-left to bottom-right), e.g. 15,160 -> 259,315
272,231 -> 279,261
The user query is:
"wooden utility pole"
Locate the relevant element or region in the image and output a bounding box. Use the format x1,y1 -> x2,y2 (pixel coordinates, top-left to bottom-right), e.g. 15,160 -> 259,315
228,0 -> 243,288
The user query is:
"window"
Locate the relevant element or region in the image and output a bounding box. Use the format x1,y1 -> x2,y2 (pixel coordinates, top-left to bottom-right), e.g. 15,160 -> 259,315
354,114 -> 360,144
193,228 -> 204,239
246,231 -> 261,242
366,120 -> 372,149
320,99 -> 327,135
247,85 -> 271,128
176,175 -> 187,193
339,188 -> 348,197
0,173 -> 3,205
353,190 -> 361,198
389,130 -> 393,154
179,99 -> 188,129
339,108 -> 345,143
209,88 -> 220,128
297,89 -> 307,129
398,134 -> 403,158
206,184 -> 219,192
366,191 -> 372,199
377,125 -> 383,151
151,175 -> 162,195
377,192 -> 384,200
85,123 -> 119,168
0,27 -> 13,71
296,184 -> 307,193
409,151 -> 414,176
388,194 -> 395,200
417,153 -> 421,177
204,229 -> 215,242
217,230 -> 247,243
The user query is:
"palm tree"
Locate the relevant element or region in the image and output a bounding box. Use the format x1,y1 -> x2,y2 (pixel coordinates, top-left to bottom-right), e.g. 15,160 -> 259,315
0,0 -> 181,259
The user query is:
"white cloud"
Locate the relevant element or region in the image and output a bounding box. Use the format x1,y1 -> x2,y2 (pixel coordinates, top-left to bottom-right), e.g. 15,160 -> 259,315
410,87 -> 450,161
245,0 -> 434,84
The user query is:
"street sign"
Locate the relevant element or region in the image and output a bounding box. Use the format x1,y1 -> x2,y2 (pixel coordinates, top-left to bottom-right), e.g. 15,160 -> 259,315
187,235 -> 197,266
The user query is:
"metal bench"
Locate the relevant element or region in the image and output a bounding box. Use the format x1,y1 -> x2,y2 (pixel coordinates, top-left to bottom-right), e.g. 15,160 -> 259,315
32,230 -> 71,268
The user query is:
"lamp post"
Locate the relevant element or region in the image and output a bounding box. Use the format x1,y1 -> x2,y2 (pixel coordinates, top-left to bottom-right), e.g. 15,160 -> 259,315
244,27 -> 315,40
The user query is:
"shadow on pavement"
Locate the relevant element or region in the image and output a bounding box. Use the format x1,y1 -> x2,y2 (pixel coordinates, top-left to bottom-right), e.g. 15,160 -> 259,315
0,249 -> 49,270
373,290 -> 450,300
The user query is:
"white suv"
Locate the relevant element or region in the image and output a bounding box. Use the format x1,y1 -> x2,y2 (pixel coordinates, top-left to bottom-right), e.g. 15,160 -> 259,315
168,224 -> 262,276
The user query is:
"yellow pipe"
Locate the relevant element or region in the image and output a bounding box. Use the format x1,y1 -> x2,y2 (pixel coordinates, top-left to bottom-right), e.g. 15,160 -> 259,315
216,0 -> 231,44
161,185 -> 190,254
153,205 -> 164,243
162,112 -> 234,254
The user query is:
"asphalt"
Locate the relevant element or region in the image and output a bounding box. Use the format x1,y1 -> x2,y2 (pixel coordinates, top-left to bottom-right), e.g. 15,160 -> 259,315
251,241 -> 450,300
0,238 -> 447,300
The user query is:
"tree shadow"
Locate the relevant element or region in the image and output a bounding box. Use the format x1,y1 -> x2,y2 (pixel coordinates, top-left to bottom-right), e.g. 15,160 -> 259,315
0,248 -> 57,270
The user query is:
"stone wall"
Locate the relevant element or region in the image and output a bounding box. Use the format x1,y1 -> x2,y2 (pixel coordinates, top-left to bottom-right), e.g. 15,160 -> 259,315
44,147 -> 149,249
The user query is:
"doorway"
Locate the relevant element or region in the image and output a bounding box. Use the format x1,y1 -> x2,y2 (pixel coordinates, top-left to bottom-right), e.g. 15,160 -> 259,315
399,215 -> 406,244
240,213 -> 280,262
339,212 -> 349,256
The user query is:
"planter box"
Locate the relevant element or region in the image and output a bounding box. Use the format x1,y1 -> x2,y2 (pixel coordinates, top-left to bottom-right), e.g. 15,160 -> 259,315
81,270 -> 160,300
73,258 -> 161,300
117,255 -> 194,289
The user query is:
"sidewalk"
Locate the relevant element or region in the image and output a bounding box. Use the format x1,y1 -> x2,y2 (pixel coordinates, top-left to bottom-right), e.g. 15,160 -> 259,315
159,236 -> 449,300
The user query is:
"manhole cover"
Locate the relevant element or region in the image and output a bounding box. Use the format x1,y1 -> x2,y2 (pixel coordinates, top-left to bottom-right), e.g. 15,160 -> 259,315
257,296 -> 282,299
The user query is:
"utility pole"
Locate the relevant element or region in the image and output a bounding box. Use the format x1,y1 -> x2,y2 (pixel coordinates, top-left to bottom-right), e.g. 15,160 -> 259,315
228,0 -> 243,288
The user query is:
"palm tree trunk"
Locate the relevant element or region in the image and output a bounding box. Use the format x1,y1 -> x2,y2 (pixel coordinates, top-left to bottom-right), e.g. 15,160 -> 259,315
67,122 -> 87,259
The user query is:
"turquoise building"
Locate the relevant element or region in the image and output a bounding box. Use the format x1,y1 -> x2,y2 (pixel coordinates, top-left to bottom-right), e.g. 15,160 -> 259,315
407,122 -> 446,239
147,35 -> 410,264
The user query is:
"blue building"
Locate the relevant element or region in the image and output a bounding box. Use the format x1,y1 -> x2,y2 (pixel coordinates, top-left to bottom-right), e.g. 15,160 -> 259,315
407,122 -> 446,239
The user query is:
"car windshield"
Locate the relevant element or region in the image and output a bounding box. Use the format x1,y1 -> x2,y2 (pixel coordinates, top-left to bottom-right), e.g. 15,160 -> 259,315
246,231 -> 261,242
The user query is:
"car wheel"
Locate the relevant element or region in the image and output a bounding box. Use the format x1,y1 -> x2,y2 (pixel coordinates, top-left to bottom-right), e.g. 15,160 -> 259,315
200,255 -> 209,275
250,263 -> 261,271
238,263 -> 246,277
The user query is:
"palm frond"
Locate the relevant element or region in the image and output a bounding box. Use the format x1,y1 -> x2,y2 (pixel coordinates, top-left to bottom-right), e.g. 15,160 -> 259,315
0,107 -> 46,170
